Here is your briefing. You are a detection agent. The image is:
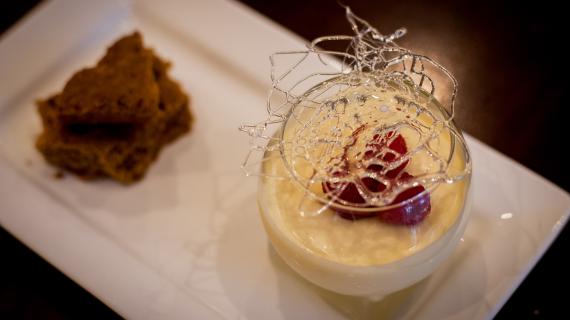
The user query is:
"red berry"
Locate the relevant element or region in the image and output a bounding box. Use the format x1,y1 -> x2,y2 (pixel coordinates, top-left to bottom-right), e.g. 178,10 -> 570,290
322,128 -> 430,225
365,132 -> 408,178
361,176 -> 386,193
322,176 -> 378,219
378,181 -> 431,225
387,132 -> 407,154
323,178 -> 364,205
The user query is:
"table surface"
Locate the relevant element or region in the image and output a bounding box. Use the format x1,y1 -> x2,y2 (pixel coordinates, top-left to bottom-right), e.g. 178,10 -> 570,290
1,0 -> 568,318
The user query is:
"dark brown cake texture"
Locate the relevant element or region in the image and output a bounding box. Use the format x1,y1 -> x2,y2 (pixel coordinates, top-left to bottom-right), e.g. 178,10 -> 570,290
36,32 -> 193,184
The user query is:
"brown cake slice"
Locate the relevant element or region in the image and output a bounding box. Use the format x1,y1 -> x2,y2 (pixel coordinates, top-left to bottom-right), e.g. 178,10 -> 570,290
56,32 -> 160,125
151,56 -> 192,145
36,32 -> 193,184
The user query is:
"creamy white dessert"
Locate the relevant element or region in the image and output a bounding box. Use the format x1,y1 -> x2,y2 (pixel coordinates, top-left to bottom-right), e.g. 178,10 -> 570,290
257,75 -> 471,297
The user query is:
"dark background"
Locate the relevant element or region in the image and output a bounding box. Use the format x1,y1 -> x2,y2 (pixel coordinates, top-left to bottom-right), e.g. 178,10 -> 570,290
1,0 -> 568,318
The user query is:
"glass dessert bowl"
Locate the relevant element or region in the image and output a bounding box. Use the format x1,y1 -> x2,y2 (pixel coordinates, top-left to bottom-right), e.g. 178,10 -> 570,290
242,7 -> 472,299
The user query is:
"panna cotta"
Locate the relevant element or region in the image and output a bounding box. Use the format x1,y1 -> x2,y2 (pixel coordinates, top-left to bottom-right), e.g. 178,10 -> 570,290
241,6 -> 473,298
257,73 -> 471,297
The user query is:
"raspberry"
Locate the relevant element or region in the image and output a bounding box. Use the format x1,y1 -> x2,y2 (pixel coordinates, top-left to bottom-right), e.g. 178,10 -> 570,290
377,173 -> 431,225
322,174 -> 378,219
365,132 -> 408,178
322,129 -> 430,225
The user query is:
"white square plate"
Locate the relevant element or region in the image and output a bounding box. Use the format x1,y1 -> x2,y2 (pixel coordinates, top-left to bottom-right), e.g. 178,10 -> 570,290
1,0 -> 569,319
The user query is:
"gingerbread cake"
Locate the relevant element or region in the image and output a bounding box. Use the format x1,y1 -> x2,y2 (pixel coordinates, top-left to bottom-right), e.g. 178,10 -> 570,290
36,32 -> 193,184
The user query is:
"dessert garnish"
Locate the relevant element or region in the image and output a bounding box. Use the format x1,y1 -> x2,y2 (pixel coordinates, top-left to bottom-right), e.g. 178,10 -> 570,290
322,126 -> 430,224
240,6 -> 471,225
